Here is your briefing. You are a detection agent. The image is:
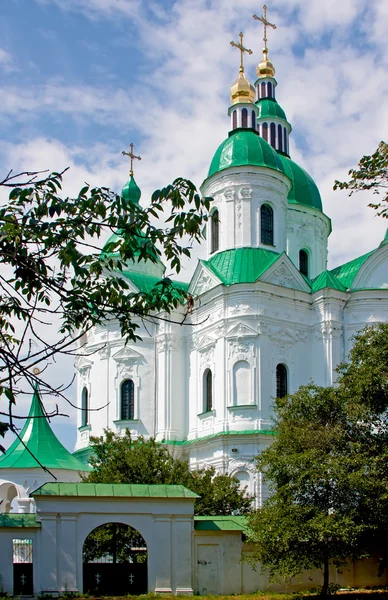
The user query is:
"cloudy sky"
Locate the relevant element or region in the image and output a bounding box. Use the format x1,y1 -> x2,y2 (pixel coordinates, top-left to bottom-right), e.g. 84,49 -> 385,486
1,0 -> 387,451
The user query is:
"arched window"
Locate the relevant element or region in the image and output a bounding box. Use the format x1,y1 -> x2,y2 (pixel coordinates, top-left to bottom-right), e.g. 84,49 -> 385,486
261,81 -> 266,98
81,387 -> 89,427
278,124 -> 283,152
241,108 -> 248,128
233,361 -> 250,405
276,364 -> 288,398
121,379 -> 135,420
268,82 -> 273,98
270,122 -> 276,148
232,110 -> 237,129
203,369 -> 213,412
260,204 -> 274,245
252,110 -> 256,130
262,122 -> 268,141
284,128 -> 287,154
210,209 -> 219,254
299,249 -> 309,277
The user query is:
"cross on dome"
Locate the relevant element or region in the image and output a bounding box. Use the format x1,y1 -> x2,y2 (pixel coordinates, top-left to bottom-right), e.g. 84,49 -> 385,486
253,4 -> 276,52
230,32 -> 253,74
253,5 -> 277,79
122,143 -> 141,177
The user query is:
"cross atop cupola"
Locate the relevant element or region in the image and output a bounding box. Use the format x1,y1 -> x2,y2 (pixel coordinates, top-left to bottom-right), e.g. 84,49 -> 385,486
122,143 -> 141,178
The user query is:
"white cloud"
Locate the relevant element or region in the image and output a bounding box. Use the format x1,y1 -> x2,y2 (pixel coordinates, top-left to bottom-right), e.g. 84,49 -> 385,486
0,48 -> 17,73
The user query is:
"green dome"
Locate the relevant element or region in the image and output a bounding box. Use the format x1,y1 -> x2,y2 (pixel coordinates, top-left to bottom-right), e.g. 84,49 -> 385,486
122,175 -> 141,205
277,154 -> 322,211
207,129 -> 285,179
256,98 -> 287,121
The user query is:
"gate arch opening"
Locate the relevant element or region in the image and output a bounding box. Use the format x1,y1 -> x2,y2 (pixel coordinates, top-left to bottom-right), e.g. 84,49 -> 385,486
83,522 -> 147,595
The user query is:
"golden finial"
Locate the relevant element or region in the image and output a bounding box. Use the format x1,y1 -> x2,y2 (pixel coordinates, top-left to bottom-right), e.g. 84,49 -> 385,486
33,367 -> 40,375
230,32 -> 253,74
122,143 -> 141,178
253,5 -> 277,78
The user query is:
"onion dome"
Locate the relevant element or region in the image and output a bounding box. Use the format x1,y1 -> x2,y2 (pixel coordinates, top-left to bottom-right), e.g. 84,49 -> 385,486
122,174 -> 141,205
277,154 -> 322,211
257,48 -> 275,79
230,71 -> 255,105
207,129 -> 285,179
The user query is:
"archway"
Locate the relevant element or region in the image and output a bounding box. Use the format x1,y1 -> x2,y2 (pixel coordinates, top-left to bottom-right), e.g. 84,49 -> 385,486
83,522 -> 147,595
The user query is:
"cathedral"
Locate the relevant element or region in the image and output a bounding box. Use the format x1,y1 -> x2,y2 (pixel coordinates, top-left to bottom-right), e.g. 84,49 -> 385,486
1,15 -> 388,511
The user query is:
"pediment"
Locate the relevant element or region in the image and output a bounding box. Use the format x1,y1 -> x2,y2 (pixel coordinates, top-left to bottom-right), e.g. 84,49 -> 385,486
226,322 -> 257,339
75,356 -> 93,372
259,255 -> 311,292
196,334 -> 216,351
268,327 -> 298,343
112,346 -> 144,363
189,262 -> 221,296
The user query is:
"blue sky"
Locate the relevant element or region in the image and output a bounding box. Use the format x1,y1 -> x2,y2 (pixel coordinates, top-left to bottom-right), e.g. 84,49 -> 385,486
1,0 -> 387,451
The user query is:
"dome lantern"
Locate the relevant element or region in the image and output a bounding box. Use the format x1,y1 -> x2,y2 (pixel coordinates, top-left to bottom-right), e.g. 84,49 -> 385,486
228,32 -> 258,131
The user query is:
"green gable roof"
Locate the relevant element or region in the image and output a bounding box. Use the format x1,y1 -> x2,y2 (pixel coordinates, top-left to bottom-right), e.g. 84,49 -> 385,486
311,270 -> 347,293
207,129 -> 286,179
329,250 -> 374,290
0,514 -> 40,528
0,387 -> 90,472
256,98 -> 288,122
277,154 -> 323,211
194,515 -> 247,531
203,247 -> 280,286
32,482 -> 199,498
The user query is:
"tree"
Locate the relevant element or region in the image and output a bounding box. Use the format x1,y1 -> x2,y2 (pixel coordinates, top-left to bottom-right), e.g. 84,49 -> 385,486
0,168 -> 210,451
334,141 -> 388,217
245,325 -> 388,595
84,429 -> 253,516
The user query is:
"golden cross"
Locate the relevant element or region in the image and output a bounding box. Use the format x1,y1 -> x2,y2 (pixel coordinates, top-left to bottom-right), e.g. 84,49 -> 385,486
230,32 -> 253,73
253,5 -> 277,51
122,143 -> 141,177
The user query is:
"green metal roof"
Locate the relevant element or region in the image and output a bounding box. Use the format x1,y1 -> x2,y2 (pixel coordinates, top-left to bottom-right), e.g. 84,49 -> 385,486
0,387 -> 91,472
0,514 -> 40,528
194,515 -> 247,531
207,129 -> 286,179
311,270 -> 347,293
277,154 -> 322,211
32,483 -> 199,498
122,175 -> 141,205
256,98 -> 287,122
203,247 -> 281,286
329,250 -> 374,290
164,429 -> 276,446
121,271 -> 189,295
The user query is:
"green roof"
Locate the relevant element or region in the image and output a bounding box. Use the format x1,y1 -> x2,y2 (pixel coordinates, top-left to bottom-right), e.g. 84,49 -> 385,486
194,516 -> 247,531
207,129 -> 286,179
277,154 -> 323,211
121,271 -> 189,295
311,270 -> 347,293
32,483 -> 199,498
329,250 -> 374,290
256,98 -> 287,122
122,175 -> 141,205
203,247 -> 281,286
164,429 -> 276,446
0,514 -> 40,528
0,387 -> 91,472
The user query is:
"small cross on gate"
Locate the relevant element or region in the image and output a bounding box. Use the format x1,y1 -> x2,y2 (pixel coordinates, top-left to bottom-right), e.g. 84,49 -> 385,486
122,143 -> 141,177
20,574 -> 26,585
129,573 -> 135,585
253,5 -> 277,51
95,573 -> 101,584
230,32 -> 253,73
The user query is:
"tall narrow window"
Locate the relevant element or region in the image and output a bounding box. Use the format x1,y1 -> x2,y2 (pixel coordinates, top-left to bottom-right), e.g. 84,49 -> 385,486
203,369 -> 213,412
284,128 -> 287,155
252,110 -> 256,130
241,108 -> 248,128
211,209 -> 219,254
260,204 -> 274,245
270,122 -> 276,148
121,379 -> 135,420
278,124 -> 283,152
262,122 -> 268,141
299,249 -> 309,277
276,364 -> 288,398
268,82 -> 273,98
232,110 -> 237,129
261,82 -> 266,98
81,387 -> 89,427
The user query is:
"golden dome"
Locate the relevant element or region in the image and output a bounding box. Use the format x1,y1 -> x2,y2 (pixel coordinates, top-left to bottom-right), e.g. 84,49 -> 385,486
230,70 -> 255,105
256,48 -> 275,78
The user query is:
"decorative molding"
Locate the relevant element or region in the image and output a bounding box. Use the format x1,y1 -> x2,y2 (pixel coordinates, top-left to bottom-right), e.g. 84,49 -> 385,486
226,322 -> 257,339
112,346 -> 144,363
196,335 -> 216,352
239,186 -> 252,199
229,303 -> 251,316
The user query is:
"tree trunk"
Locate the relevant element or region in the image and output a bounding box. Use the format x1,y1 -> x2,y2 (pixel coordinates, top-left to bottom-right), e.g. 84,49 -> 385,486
321,554 -> 330,596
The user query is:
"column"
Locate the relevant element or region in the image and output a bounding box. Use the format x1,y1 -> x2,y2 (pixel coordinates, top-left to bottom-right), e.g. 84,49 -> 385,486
172,517 -> 194,594
58,515 -> 78,592
39,515 -> 58,591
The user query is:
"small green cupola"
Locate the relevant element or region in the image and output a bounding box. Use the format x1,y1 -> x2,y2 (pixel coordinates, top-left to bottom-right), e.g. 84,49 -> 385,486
0,384 -> 90,472
122,174 -> 141,206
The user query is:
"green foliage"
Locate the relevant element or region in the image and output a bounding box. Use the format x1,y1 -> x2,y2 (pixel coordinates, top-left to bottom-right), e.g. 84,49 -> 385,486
83,523 -> 146,564
334,141 -> 388,217
83,430 -> 252,516
245,324 -> 388,595
0,169 -> 210,437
